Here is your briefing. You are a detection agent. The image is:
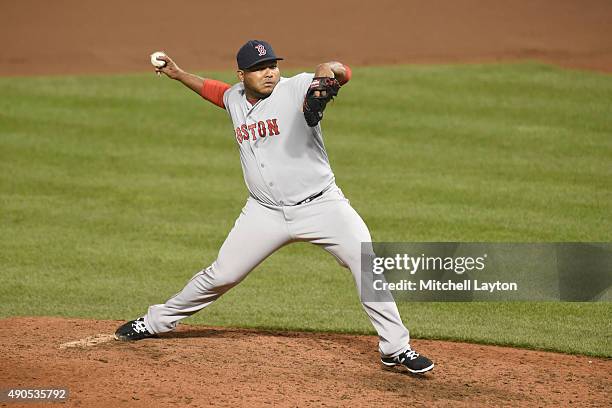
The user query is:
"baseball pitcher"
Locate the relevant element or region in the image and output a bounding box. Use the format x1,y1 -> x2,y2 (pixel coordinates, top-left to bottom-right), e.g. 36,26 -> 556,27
115,40 -> 434,374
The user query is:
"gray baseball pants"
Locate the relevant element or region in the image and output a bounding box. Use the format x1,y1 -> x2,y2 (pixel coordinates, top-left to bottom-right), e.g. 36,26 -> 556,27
144,185 -> 410,357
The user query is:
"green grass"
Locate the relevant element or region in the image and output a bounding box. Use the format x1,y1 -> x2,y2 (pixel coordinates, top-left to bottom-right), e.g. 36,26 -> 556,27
1,63 -> 610,357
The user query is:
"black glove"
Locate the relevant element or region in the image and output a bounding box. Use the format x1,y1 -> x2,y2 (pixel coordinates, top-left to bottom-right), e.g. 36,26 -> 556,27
303,77 -> 341,127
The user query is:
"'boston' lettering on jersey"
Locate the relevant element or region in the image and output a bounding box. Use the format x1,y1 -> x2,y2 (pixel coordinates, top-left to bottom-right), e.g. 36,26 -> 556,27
235,118 -> 280,144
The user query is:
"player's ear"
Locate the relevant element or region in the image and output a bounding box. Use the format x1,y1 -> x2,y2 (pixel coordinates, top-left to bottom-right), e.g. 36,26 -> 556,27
237,70 -> 244,82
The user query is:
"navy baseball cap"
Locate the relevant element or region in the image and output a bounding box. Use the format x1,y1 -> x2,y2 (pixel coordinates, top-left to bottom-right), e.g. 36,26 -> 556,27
236,40 -> 283,70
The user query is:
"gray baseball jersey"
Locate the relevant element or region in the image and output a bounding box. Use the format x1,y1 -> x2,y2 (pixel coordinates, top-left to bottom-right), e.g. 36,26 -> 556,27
223,73 -> 334,206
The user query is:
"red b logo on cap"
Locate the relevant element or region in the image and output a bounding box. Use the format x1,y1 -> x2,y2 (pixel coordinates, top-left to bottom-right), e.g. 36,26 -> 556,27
255,44 -> 266,56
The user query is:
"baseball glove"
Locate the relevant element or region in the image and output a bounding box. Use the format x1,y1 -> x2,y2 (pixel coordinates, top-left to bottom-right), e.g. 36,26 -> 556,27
303,77 -> 341,127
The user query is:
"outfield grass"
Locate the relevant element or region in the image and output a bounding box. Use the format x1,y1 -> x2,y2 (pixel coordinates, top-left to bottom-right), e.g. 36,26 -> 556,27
1,63 -> 610,357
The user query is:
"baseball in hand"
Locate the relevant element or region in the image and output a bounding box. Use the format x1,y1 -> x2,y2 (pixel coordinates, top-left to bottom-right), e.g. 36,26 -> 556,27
150,51 -> 167,68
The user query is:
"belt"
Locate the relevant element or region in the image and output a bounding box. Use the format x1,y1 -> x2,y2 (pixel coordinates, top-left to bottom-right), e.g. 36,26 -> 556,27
294,190 -> 324,205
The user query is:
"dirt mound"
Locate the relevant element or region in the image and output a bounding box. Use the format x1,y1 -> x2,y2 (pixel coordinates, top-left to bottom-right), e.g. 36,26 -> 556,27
1,0 -> 611,76
0,317 -> 609,407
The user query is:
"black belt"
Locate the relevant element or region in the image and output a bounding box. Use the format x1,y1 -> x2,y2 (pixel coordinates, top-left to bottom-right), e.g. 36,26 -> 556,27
295,190 -> 324,205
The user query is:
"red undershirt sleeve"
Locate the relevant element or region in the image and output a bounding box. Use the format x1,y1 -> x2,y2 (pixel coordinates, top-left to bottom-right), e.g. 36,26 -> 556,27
200,79 -> 231,109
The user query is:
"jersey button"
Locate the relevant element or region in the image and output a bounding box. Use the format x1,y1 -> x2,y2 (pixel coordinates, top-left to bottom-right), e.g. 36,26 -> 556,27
269,182 -> 274,187
261,163 -> 265,168
279,200 -> 284,205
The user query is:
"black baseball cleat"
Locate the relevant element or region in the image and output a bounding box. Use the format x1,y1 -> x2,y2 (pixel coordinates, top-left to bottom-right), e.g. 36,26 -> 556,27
114,317 -> 155,341
381,348 -> 434,374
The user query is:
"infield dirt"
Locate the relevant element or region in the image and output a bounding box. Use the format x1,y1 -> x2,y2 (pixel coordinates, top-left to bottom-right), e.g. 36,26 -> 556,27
1,0 -> 611,76
2,1 -> 611,407
1,317 -> 610,407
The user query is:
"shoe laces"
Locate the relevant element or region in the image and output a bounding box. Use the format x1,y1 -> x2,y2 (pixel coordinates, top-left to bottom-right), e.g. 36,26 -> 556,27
399,349 -> 419,362
132,319 -> 148,334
